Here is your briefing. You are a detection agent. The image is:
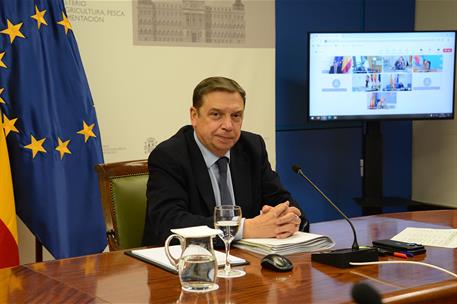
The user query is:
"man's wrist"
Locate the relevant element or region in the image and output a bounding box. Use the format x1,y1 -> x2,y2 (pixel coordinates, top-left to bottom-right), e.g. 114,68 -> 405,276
234,218 -> 245,240
243,218 -> 262,239
242,218 -> 253,238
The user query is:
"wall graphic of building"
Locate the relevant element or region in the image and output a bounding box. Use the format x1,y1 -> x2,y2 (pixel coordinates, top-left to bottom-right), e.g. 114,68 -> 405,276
136,0 -> 246,45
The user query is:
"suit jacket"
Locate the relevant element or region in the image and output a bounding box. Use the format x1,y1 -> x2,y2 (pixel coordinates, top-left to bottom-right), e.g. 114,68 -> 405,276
142,125 -> 308,246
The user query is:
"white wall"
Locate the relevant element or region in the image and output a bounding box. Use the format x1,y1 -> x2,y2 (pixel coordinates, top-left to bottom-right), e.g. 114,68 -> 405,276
413,0 -> 457,207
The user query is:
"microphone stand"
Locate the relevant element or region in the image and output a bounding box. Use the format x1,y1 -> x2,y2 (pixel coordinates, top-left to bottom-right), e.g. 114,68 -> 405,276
292,165 -> 378,268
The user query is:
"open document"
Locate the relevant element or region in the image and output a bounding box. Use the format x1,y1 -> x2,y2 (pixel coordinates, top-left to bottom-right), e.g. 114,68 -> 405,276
392,227 -> 457,248
234,231 -> 335,255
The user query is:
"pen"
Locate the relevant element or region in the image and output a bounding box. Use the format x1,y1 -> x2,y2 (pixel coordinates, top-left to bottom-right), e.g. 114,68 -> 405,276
401,251 -> 414,257
393,252 -> 408,259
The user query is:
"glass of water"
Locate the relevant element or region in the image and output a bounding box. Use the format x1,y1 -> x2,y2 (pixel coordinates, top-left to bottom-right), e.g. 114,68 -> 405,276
214,205 -> 246,278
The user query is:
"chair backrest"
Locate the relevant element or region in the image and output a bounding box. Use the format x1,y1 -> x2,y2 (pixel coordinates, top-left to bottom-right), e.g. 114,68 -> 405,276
95,160 -> 148,251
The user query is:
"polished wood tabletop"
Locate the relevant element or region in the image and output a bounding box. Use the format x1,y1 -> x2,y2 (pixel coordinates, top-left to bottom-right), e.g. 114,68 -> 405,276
1,210 -> 457,303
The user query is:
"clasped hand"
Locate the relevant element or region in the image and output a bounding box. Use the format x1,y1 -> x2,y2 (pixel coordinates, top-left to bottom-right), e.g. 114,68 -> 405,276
244,201 -> 301,239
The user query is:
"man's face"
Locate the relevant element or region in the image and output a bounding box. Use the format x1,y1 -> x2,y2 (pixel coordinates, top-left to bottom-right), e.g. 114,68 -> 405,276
190,91 -> 244,157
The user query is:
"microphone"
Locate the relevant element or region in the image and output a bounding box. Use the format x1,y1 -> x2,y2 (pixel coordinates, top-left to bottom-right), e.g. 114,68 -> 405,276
292,165 -> 378,268
351,282 -> 382,304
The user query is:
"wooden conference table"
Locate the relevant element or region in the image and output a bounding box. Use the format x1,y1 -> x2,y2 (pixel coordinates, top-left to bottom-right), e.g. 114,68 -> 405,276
1,210 -> 457,303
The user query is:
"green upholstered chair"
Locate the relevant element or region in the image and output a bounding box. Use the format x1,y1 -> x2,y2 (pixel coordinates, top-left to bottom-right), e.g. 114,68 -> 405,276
95,160 -> 148,251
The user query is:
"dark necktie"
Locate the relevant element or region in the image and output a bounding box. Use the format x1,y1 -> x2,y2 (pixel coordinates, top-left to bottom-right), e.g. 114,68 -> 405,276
216,157 -> 232,205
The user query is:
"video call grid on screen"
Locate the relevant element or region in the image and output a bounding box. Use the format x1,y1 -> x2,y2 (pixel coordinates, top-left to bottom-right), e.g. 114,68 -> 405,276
308,32 -> 456,121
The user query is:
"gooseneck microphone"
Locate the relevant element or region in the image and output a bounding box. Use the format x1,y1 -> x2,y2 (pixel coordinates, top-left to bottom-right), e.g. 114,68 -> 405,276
292,165 -> 378,268
292,165 -> 360,250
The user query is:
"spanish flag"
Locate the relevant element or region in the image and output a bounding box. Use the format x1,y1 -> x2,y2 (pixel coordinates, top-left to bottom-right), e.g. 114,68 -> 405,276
0,113 -> 19,268
341,56 -> 353,73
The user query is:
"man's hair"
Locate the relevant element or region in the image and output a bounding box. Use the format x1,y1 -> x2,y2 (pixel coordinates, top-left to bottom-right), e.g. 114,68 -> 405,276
192,76 -> 246,109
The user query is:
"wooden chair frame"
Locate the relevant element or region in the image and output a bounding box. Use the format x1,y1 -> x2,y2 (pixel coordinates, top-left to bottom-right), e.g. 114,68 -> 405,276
95,160 -> 148,251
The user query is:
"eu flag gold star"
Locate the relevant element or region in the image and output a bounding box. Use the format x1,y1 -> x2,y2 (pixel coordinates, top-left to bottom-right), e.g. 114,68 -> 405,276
55,137 -> 71,159
0,88 -> 5,104
2,114 -> 19,136
0,19 -> 26,44
0,52 -> 6,68
31,6 -> 48,29
57,12 -> 72,34
24,135 -> 47,158
77,121 -> 96,143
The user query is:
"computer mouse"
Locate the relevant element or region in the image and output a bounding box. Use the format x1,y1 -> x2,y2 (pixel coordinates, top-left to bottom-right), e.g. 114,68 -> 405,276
261,254 -> 293,272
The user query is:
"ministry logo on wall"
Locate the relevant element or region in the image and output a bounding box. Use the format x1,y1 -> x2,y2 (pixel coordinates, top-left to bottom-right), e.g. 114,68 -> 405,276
133,0 -> 274,48
144,137 -> 158,155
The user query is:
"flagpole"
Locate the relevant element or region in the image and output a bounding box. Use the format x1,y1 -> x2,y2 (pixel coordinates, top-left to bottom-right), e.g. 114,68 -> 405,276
35,237 -> 43,262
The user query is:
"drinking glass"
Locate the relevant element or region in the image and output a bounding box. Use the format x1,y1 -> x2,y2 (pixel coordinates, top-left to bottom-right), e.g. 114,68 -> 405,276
214,205 -> 246,278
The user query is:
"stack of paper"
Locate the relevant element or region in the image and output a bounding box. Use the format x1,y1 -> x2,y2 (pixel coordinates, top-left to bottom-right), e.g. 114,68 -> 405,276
234,231 -> 335,255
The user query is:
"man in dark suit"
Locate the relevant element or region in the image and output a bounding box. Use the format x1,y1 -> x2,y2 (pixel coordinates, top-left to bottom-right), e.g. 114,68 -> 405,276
142,77 -> 308,246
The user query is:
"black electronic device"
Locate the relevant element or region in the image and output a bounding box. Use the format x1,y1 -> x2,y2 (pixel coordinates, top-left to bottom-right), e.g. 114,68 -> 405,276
292,165 -> 379,268
261,254 -> 293,272
308,31 -> 456,122
307,31 -> 457,216
372,239 -> 426,254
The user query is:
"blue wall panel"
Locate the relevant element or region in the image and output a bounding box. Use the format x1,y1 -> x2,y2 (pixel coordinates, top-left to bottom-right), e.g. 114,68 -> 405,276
276,0 -> 415,222
276,0 -> 365,130
277,128 -> 363,222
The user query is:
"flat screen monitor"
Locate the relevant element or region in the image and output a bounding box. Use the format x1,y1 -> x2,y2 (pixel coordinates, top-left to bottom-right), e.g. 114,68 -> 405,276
308,31 -> 456,121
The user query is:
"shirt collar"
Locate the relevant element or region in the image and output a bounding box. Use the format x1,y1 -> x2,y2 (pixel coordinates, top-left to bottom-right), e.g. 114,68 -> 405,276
193,131 -> 230,168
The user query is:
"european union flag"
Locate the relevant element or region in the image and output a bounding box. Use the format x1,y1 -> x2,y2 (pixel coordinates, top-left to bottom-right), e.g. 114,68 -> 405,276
0,0 -> 106,258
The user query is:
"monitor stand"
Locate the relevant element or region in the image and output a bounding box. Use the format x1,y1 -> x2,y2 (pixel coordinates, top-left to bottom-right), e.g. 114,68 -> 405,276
355,121 -> 448,215
359,121 -> 383,215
